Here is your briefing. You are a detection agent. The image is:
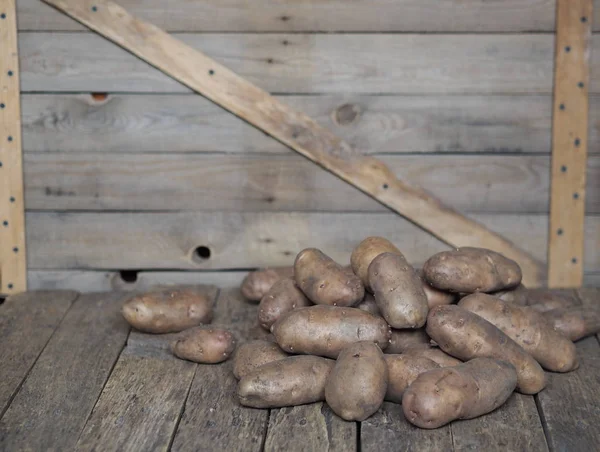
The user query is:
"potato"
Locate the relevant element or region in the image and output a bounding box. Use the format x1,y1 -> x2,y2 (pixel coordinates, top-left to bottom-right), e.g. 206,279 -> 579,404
271,305 -> 391,358
258,277 -> 312,330
294,248 -> 364,306
238,355 -> 334,408
355,293 -> 381,317
241,266 -> 295,302
422,247 -> 522,293
491,283 -> 528,306
416,269 -> 457,308
543,306 -> 600,342
426,305 -> 545,394
232,340 -> 289,380
325,341 -> 388,421
526,290 -> 580,313
350,236 -> 401,291
369,252 -> 429,328
407,348 -> 463,367
385,328 -> 431,354
121,287 -> 213,334
459,293 -> 578,372
171,326 -> 235,364
403,357 -> 517,429
384,354 -> 440,403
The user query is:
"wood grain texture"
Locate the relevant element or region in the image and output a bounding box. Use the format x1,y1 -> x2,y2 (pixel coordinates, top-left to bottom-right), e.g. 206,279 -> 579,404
19,31 -> 568,95
170,288 -> 269,451
451,394 -> 548,451
19,0 -> 567,32
22,153 -> 600,214
548,0 -> 593,288
361,402 -> 453,452
21,93 -> 563,155
0,290 -> 78,415
0,292 -> 130,451
265,403 -> 356,452
535,336 -> 600,451
0,0 -> 27,294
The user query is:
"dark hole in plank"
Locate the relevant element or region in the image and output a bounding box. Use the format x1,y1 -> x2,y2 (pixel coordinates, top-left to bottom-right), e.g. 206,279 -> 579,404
119,270 -> 139,283
195,246 -> 211,260
91,92 -> 108,101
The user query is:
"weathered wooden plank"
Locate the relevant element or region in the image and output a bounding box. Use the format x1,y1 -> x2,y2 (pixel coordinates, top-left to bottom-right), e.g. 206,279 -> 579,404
451,393 -> 548,451
361,402 -> 453,452
170,288 -> 269,451
19,0 -> 567,32
24,212 -> 600,275
23,153 -> 600,214
265,403 -> 356,452
0,292 -> 130,450
21,93 -> 563,155
536,336 -> 600,451
0,0 -> 27,294
74,287 -> 218,451
19,32 -> 565,94
0,290 -> 78,415
548,0 -> 593,288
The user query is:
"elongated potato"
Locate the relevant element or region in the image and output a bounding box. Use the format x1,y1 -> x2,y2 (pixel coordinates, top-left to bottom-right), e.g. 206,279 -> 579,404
543,306 -> 600,342
426,305 -> 545,394
459,293 -> 578,372
171,326 -> 235,364
423,247 -> 522,293
350,237 -> 401,291
121,287 -> 213,334
325,341 -> 388,421
384,354 -> 440,403
238,355 -> 334,408
403,358 -> 517,429
416,269 -> 457,308
369,252 -> 428,328
491,283 -> 528,306
232,340 -> 289,380
355,293 -> 381,317
526,289 -> 580,313
294,248 -> 364,306
272,305 -> 391,358
406,348 -> 463,367
241,266 -> 295,302
258,278 -> 312,330
386,328 -> 431,354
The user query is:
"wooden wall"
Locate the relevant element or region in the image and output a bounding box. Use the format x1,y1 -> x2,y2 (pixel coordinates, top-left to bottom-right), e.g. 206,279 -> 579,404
16,0 -> 599,291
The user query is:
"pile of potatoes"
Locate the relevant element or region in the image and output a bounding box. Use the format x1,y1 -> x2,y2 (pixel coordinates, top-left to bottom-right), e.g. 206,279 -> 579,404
120,237 -> 599,429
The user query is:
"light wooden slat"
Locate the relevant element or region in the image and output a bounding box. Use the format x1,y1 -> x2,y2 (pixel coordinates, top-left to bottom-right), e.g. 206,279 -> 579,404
0,292 -> 130,451
0,290 -> 78,415
0,0 -> 26,294
18,0 -> 563,32
548,0 -> 593,288
170,289 -> 269,451
19,32 -> 561,95
265,403 -> 356,452
21,93 -> 560,155
450,394 -> 548,451
361,402 -> 453,452
22,153 -> 600,214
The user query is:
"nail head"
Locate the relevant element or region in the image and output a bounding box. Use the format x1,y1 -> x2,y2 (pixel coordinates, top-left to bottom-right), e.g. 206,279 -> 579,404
7,136 -> 12,142
559,103 -> 565,110
12,247 -> 18,253
7,70 -> 13,77
209,69 -> 214,75
572,257 -> 578,264
561,165 -> 567,172
578,82 -> 585,88
2,221 -> 7,226
557,228 -> 563,235
9,196 -> 15,202
565,46 -> 571,52
92,6 -> 97,12
581,16 -> 587,23
7,284 -> 13,289
0,13 -> 6,19
573,192 -> 579,199
574,138 -> 581,147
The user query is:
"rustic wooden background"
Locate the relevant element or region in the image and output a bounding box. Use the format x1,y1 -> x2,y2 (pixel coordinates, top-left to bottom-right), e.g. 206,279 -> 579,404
16,0 -> 599,291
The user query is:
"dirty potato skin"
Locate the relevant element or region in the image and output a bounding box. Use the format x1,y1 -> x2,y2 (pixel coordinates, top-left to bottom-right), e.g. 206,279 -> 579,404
171,327 -> 235,364
369,252 -> 429,328
325,341 -> 388,421
238,356 -> 334,408
426,305 -> 545,394
384,354 -> 440,403
232,340 -> 289,380
350,237 -> 401,291
526,290 -> 580,313
121,288 -> 213,334
271,305 -> 391,358
423,247 -> 522,293
403,358 -> 517,429
355,293 -> 381,317
459,293 -> 578,372
294,248 -> 364,307
407,348 -> 463,367
491,283 -> 528,306
241,266 -> 295,302
543,306 -> 600,342
416,269 -> 457,308
385,328 -> 431,354
258,278 -> 312,330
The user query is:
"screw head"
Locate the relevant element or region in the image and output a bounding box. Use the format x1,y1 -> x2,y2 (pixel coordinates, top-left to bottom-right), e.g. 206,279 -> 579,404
12,247 -> 18,253
573,192 -> 579,199
572,257 -> 578,264
578,82 -> 585,88
7,136 -> 12,142
2,221 -> 7,226
0,13 -> 6,19
557,228 -> 563,235
7,70 -> 13,77
559,103 -> 565,110
561,165 -> 567,172
7,283 -> 13,289
92,6 -> 97,11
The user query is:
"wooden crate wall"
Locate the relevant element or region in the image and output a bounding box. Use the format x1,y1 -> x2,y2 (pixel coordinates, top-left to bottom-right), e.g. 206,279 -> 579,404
15,0 -> 600,291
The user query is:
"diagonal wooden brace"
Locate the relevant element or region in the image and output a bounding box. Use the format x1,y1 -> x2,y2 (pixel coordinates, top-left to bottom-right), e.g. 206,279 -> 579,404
42,0 -> 545,287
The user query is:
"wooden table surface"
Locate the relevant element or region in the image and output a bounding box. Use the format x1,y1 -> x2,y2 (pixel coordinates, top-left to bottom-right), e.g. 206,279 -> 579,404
0,287 -> 598,451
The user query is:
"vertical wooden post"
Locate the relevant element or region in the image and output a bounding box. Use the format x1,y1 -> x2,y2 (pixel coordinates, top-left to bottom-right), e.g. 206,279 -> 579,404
548,0 -> 593,288
0,0 -> 27,294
